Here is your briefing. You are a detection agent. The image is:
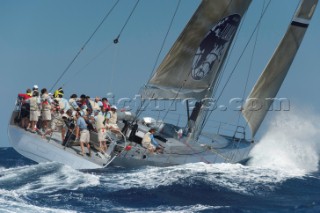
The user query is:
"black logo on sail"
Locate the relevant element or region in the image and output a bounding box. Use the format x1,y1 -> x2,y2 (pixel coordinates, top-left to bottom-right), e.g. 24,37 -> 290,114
191,14 -> 241,80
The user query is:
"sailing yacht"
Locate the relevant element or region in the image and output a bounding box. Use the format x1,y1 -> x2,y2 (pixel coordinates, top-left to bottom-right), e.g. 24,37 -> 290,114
8,0 -> 318,169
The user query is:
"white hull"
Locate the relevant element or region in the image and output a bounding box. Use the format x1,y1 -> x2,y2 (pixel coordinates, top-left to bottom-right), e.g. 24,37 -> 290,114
8,125 -> 111,170
8,109 -> 254,169
111,137 -> 253,168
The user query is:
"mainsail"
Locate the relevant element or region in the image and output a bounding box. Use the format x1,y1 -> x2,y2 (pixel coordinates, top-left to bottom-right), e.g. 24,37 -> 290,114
242,0 -> 318,137
142,0 -> 252,100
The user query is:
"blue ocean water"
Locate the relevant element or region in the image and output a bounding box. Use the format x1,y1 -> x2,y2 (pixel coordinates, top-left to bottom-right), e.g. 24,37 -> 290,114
0,146 -> 319,213
2,112 -> 320,212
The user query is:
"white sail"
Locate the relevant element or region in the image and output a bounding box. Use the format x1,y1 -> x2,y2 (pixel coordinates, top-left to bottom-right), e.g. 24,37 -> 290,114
242,0 -> 318,137
142,0 -> 252,100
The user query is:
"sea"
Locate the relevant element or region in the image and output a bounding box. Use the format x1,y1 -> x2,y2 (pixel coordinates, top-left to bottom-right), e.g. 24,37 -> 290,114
1,113 -> 320,213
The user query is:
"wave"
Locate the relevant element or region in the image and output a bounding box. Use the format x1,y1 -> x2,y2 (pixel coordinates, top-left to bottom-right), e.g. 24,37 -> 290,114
0,193 -> 76,213
2,160 -> 279,195
100,162 -> 298,196
0,162 -> 100,193
0,153 -> 318,212
108,204 -> 225,213
248,109 -> 320,175
1,109 -> 320,212
0,162 -> 101,212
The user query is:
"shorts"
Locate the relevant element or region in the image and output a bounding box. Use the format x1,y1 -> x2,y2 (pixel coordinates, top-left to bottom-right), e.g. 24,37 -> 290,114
29,111 -> 39,122
107,123 -> 119,129
42,110 -> 51,120
142,141 -> 155,150
80,129 -> 90,143
98,128 -> 107,141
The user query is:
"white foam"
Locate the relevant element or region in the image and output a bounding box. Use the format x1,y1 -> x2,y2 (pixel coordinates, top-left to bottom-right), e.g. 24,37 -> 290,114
110,204 -> 224,213
34,164 -> 100,192
248,109 -> 320,175
0,189 -> 75,213
99,110 -> 320,195
3,108 -> 319,208
100,162 -> 293,195
0,162 -> 100,195
0,162 -> 100,212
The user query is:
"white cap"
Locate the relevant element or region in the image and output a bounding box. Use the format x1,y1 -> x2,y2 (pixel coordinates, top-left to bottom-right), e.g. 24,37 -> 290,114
111,105 -> 117,110
33,85 -> 38,89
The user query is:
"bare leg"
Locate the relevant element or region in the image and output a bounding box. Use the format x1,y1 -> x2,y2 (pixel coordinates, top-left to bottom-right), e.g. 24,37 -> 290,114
61,128 -> 66,142
99,141 -> 103,153
102,141 -> 107,152
30,121 -> 36,131
86,143 -> 91,156
42,120 -> 48,131
42,129 -> 52,139
80,142 -> 85,155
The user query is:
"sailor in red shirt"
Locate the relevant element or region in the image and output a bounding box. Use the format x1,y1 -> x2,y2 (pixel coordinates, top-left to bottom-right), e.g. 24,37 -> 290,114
17,88 -> 32,129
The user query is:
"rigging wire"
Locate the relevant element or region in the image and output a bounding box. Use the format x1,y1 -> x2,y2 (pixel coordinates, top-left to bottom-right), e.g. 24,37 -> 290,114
61,41 -> 114,87
205,0 -> 235,97
49,0 -> 120,92
140,0 -> 234,142
197,1 -> 250,139
239,0 -> 301,138
215,1 -> 272,106
147,0 -> 182,82
109,43 -> 119,91
227,1 -> 269,161
134,0 -> 182,120
201,6 -> 249,124
235,0 -> 267,127
200,0 -> 272,134
113,0 -> 140,44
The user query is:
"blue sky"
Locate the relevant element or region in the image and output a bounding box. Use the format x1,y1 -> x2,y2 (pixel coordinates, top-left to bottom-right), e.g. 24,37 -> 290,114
1,0 -> 319,147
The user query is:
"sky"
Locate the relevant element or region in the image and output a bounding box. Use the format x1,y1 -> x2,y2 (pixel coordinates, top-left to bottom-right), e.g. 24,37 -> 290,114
1,0 -> 320,147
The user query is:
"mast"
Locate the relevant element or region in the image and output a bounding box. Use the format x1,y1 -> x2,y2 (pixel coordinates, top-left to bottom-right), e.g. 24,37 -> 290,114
242,0 -> 318,138
139,0 -> 252,140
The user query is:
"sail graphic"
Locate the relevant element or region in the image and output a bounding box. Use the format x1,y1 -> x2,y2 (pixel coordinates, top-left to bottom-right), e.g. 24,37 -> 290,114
242,0 -> 318,137
142,0 -> 252,100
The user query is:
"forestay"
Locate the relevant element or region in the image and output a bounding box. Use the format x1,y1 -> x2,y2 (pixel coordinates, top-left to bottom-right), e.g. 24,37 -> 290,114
242,0 -> 318,137
141,0 -> 252,100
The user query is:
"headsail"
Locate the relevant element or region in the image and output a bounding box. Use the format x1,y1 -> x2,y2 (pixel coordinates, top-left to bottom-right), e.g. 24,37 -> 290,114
242,0 -> 318,137
142,0 -> 252,100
